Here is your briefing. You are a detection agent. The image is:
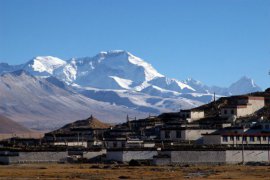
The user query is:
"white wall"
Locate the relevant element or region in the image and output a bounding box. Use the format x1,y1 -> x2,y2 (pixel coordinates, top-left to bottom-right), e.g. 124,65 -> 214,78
53,141 -> 88,148
190,111 -> 205,121
154,150 -> 270,165
183,129 -> 216,141
83,149 -> 106,159
221,98 -> 265,118
106,150 -> 157,162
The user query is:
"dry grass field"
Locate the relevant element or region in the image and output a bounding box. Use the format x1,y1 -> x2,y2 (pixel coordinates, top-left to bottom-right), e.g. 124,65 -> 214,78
0,163 -> 270,180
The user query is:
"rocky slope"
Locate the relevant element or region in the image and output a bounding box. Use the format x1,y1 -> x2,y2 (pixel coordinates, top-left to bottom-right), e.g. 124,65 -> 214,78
0,115 -> 32,134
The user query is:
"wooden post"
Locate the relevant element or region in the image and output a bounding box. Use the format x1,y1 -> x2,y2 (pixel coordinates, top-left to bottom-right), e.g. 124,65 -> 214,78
242,126 -> 245,165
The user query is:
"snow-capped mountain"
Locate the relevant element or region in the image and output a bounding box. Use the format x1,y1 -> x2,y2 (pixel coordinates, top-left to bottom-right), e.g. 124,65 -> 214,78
20,51 -> 196,94
183,78 -> 209,94
0,50 -> 263,129
57,50 -> 165,90
23,56 -> 66,76
184,77 -> 262,96
228,76 -> 262,95
1,51 -> 261,98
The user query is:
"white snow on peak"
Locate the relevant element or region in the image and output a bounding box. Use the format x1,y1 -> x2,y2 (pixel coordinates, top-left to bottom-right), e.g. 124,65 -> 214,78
100,50 -> 125,54
29,56 -> 66,74
185,78 -> 203,85
127,52 -> 164,81
172,78 -> 195,91
62,64 -> 77,83
109,76 -> 133,89
94,50 -> 164,82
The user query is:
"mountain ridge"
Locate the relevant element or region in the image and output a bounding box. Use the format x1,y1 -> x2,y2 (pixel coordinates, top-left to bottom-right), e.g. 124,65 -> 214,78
0,51 -> 263,130
0,50 -> 262,96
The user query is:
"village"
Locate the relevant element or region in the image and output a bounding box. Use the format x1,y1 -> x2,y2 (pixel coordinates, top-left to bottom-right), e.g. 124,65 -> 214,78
1,89 -> 270,166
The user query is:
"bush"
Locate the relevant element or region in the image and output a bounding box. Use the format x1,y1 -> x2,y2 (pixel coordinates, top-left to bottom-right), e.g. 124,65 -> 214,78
129,159 -> 141,166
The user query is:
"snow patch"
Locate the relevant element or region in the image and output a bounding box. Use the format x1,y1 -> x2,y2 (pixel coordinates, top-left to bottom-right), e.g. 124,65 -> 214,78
109,76 -> 133,89
127,53 -> 164,81
30,56 -> 66,74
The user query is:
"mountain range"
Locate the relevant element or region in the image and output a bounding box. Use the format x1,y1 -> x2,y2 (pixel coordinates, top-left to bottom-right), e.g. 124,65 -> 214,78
0,50 -> 262,130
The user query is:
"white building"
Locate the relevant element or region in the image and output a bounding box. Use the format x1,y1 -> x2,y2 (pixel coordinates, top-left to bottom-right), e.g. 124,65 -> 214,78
220,96 -> 265,118
180,109 -> 205,122
160,127 -> 216,142
105,138 -> 155,149
203,126 -> 270,145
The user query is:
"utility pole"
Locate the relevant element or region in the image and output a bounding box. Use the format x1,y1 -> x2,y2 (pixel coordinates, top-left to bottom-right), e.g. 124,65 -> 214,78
242,126 -> 245,165
268,136 -> 270,163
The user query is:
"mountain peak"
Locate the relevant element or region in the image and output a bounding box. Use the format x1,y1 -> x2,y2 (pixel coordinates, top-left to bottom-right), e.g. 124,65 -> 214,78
99,50 -> 128,55
228,76 -> 262,95
239,75 -> 251,80
185,78 -> 203,85
235,76 -> 257,87
65,50 -> 164,89
24,56 -> 66,75
94,50 -> 135,62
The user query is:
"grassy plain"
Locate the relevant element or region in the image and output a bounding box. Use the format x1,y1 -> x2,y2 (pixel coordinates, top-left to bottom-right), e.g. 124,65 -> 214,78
0,163 -> 270,179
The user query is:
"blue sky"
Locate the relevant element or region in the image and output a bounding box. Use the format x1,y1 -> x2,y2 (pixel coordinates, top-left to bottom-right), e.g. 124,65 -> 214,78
0,0 -> 270,88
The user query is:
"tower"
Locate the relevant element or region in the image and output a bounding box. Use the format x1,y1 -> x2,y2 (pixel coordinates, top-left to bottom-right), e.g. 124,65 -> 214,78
126,114 -> 131,130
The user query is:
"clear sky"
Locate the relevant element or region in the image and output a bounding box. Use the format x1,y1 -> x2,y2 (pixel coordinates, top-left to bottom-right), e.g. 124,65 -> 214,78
0,0 -> 270,88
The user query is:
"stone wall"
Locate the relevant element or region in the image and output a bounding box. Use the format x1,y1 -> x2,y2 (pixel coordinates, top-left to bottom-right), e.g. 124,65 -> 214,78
170,151 -> 226,165
2,151 -> 68,164
107,150 -> 157,162
226,150 -> 270,164
154,150 -> 270,165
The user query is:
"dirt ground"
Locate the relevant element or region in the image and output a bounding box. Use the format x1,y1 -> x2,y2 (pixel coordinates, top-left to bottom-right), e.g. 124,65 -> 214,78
0,163 -> 270,180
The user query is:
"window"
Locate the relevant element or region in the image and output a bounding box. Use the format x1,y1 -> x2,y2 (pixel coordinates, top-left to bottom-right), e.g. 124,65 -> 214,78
165,131 -> 170,139
121,142 -> 125,148
224,110 -> 227,114
113,142 -> 117,148
230,136 -> 234,141
243,137 -> 247,141
257,136 -> 261,141
263,136 -> 267,141
265,125 -> 270,129
236,136 -> 240,141
176,131 -> 181,138
250,137 -> 254,142
223,136 -> 228,142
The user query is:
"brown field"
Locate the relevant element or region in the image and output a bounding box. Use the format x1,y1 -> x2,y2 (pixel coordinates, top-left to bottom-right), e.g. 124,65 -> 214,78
0,164 -> 270,180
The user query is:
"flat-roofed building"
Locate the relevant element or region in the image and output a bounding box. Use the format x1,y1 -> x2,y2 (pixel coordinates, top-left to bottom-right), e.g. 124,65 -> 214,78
221,96 -> 265,118
160,127 -> 216,143
203,125 -> 270,145
179,109 -> 205,122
